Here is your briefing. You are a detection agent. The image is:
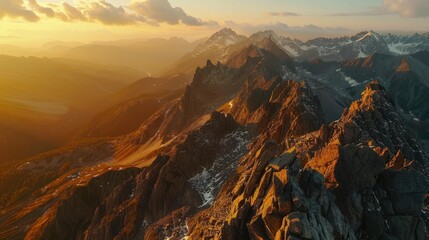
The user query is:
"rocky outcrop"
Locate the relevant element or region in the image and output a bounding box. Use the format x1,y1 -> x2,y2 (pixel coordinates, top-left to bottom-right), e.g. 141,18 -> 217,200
251,80 -> 324,143
291,81 -> 429,239
295,81 -> 426,164
186,143 -> 356,240
374,161 -> 428,239
229,78 -> 323,140
306,144 -> 385,191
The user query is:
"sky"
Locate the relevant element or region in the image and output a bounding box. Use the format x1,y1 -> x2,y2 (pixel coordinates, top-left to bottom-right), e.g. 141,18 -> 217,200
0,0 -> 429,46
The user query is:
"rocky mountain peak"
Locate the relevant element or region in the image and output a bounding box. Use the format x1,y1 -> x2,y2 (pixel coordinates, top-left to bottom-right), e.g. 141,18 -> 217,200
256,36 -> 295,65
249,30 -> 280,44
294,80 -> 426,166
353,30 -> 382,42
356,80 -> 390,110
341,80 -> 422,158
225,44 -> 264,68
210,28 -> 238,38
205,28 -> 247,47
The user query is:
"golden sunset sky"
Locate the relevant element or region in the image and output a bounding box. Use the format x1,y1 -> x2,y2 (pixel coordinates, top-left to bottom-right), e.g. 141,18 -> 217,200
1,0 -> 429,46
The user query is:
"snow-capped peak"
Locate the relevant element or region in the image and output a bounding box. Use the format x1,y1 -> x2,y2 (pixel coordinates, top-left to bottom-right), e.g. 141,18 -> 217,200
206,28 -> 247,47
185,29 -> 429,70
191,28 -> 247,56
249,30 -> 280,43
354,31 -> 381,42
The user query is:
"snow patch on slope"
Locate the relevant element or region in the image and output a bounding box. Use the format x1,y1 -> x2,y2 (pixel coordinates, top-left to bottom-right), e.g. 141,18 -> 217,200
281,44 -> 299,57
336,69 -> 360,87
357,50 -> 367,58
388,42 -> 417,55
189,129 -> 250,207
344,76 -> 360,87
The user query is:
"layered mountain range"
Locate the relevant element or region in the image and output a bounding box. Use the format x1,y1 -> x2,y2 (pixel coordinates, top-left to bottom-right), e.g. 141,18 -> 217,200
0,29 -> 428,240
168,29 -> 429,74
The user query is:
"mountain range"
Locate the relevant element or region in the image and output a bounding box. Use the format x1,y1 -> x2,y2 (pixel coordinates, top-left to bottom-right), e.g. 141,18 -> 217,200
0,37 -> 203,76
168,29 -> 429,74
0,28 -> 428,240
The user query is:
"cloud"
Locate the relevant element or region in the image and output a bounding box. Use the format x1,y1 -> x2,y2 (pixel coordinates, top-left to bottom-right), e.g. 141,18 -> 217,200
268,12 -> 301,17
62,2 -> 86,21
81,1 -> 144,25
0,0 -> 215,26
0,0 -> 39,21
28,0 -> 55,17
130,0 -> 217,26
383,0 -> 429,18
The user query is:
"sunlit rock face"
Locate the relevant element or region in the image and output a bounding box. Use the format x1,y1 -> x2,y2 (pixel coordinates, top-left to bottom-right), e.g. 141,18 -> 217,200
0,29 -> 428,240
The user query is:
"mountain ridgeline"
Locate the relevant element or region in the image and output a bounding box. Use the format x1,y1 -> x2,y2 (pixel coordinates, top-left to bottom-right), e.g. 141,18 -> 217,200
0,28 -> 428,240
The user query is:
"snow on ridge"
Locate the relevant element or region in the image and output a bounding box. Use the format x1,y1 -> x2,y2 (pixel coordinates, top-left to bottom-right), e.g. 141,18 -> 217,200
281,44 -> 299,57
344,76 -> 360,87
387,42 -> 417,55
188,129 -> 250,208
300,44 -> 317,51
357,50 -> 367,58
336,68 -> 360,87
355,31 -> 379,42
192,29 -> 245,56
